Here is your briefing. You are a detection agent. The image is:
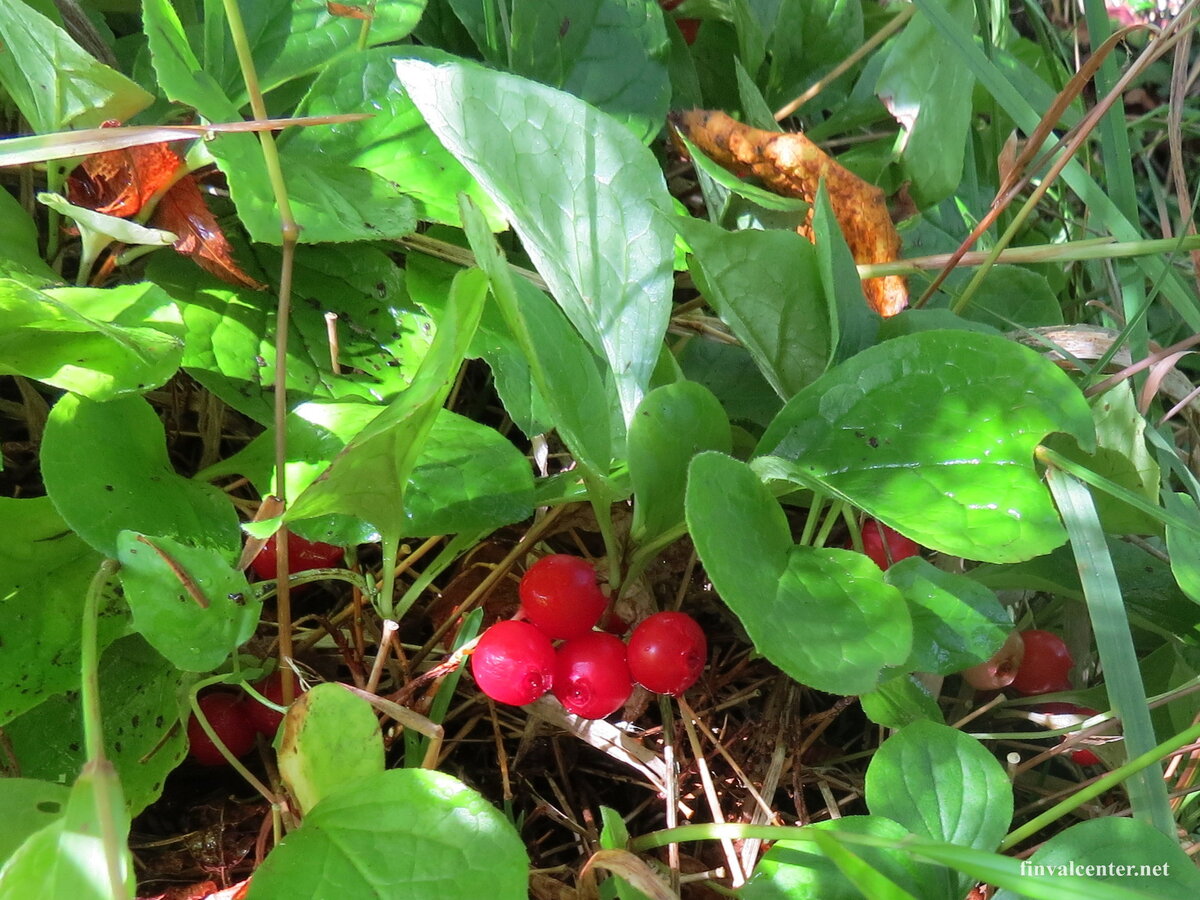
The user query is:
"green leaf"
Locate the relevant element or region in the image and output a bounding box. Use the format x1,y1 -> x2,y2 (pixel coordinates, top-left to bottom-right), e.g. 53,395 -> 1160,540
0,764 -> 134,900
460,196 -> 615,473
884,557 -> 1011,675
149,247 -> 432,423
246,769 -> 528,900
876,0 -> 975,207
0,497 -> 117,726
0,280 -> 184,401
866,721 -> 1012,897
511,0 -> 671,143
276,684 -> 385,816
957,266 -> 1064,329
289,47 -> 502,228
0,189 -> 59,286
395,55 -> 674,424
41,394 -> 238,558
285,268 -> 487,537
599,806 -> 652,900
686,452 -> 911,695
116,532 -> 258,673
629,381 -> 731,545
811,183 -> 879,364
763,0 -> 864,109
1166,492 -> 1200,605
677,218 -> 829,399
755,330 -> 1096,563
142,0 -> 417,245
200,0 -> 427,105
4,635 -> 188,817
743,817 -> 943,900
992,818 -> 1200,900
860,675 -> 944,728
0,780 -> 70,867
0,1 -> 152,132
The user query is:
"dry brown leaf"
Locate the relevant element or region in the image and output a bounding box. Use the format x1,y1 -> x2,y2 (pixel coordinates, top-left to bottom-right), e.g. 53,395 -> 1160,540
673,109 -> 907,317
151,173 -> 266,290
327,1 -> 372,19
66,122 -> 182,218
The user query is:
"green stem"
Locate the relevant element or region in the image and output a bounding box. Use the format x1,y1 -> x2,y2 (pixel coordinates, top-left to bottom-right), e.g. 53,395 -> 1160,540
80,559 -> 129,900
857,233 -> 1200,279
582,469 -> 622,591
999,718 -> 1200,852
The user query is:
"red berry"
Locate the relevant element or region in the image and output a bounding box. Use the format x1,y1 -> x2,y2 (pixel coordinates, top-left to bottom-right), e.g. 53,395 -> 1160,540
241,671 -> 298,737
1070,748 -> 1101,766
250,532 -> 344,581
188,692 -> 256,766
1038,702 -> 1100,766
856,519 -> 921,570
1011,630 -> 1073,696
961,631 -> 1025,691
553,632 -> 633,719
627,612 -> 706,695
518,554 -> 608,640
471,620 -> 556,706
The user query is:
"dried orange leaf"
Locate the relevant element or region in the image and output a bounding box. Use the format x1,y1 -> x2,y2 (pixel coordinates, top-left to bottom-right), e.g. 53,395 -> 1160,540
151,174 -> 266,290
674,109 -> 907,317
66,134 -> 183,218
327,1 -> 372,18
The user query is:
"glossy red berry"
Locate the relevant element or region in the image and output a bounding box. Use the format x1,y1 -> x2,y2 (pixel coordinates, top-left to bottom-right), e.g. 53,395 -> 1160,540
857,519 -> 921,570
1069,747 -> 1101,766
518,554 -> 608,640
250,532 -> 344,581
553,632 -> 633,719
241,671 -> 297,737
188,692 -> 257,766
1011,630 -> 1073,696
471,620 -> 556,706
627,612 -> 706,695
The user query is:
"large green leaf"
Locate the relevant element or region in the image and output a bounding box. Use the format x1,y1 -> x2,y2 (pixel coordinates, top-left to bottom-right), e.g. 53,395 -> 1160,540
677,218 -> 829,399
41,394 -> 240,558
395,56 -> 674,424
628,381 -> 731,546
866,721 -> 1012,898
245,769 -> 528,900
149,248 -> 432,423
811,183 -> 879,363
0,780 -> 70,867
686,452 -> 912,695
285,268 -> 487,538
288,47 -> 501,228
755,330 -> 1096,563
0,280 -> 184,400
0,190 -> 59,286
197,0 -> 427,105
0,764 -> 133,900
884,557 -> 1010,675
744,817 -> 944,900
762,0 -> 864,109
460,198 -> 615,474
142,0 -> 417,244
0,498 -> 117,726
117,532 -> 258,672
876,0 -> 975,207
0,1 -> 152,132
992,818 -> 1200,900
4,635 -> 188,817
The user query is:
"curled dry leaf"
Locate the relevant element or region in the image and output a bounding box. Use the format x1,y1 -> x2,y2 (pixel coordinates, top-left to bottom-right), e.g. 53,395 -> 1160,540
65,121 -> 264,290
672,108 -> 908,317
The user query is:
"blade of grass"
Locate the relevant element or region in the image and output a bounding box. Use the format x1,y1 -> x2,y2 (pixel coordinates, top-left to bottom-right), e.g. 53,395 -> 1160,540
1043,466 -> 1174,838
910,0 -> 1200,332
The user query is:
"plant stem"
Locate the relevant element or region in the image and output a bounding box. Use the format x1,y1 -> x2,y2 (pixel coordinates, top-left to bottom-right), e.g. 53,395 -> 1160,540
222,0 -> 301,701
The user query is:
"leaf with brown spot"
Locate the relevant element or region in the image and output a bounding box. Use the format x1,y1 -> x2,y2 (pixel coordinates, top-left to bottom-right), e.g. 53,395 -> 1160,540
673,108 -> 907,317
327,1 -> 372,18
150,174 -> 266,290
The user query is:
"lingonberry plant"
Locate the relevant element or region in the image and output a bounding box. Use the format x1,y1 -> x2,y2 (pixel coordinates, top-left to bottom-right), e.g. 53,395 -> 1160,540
518,554 -> 608,639
626,612 -> 707,696
6,0 -> 1200,897
1011,630 -> 1074,696
552,632 -> 634,719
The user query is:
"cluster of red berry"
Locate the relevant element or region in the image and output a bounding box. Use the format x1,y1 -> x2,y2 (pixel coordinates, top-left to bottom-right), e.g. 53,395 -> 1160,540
187,672 -> 294,766
470,555 -> 707,719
